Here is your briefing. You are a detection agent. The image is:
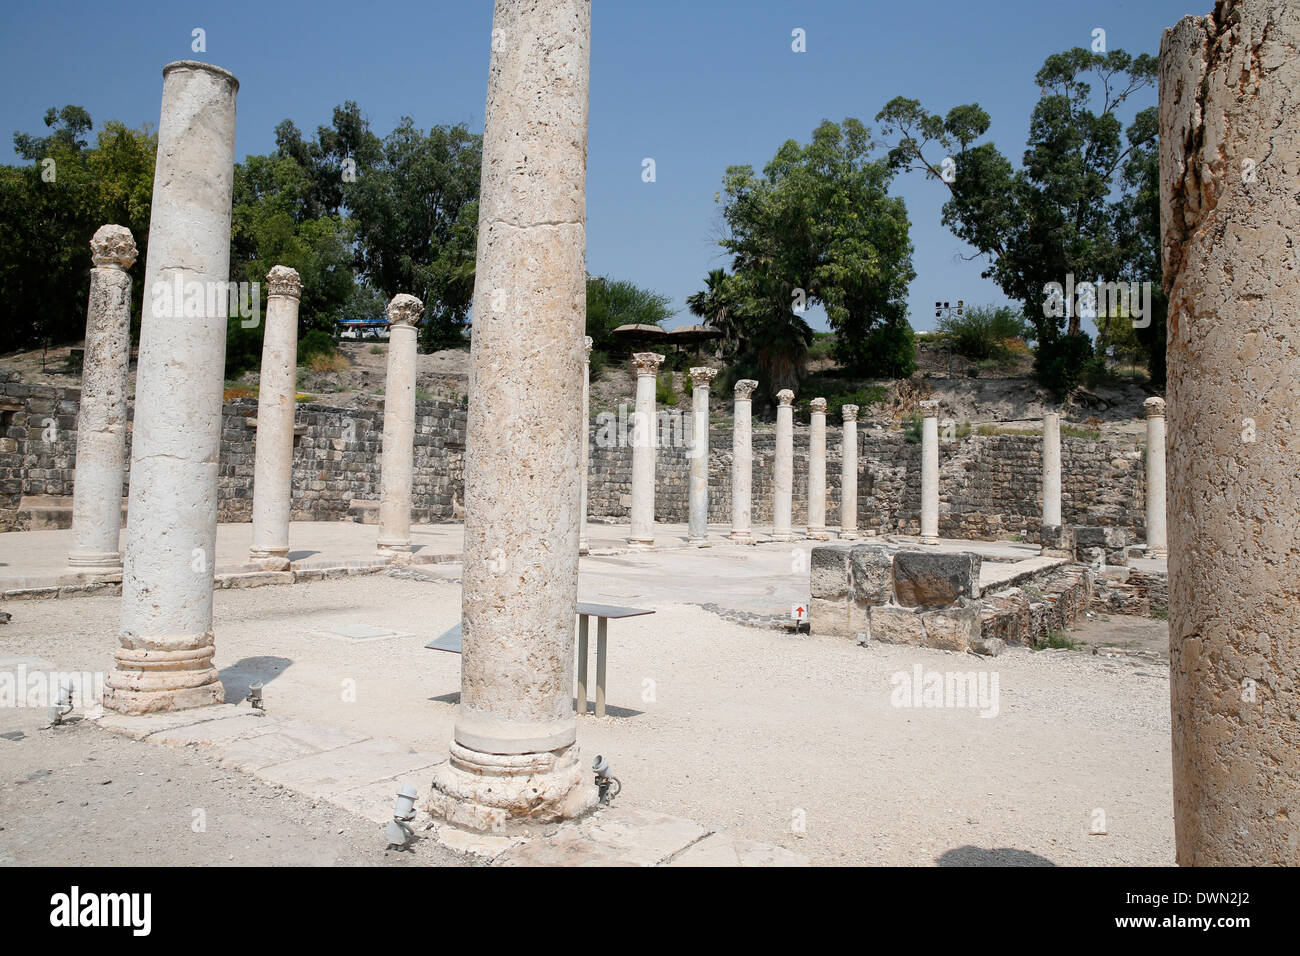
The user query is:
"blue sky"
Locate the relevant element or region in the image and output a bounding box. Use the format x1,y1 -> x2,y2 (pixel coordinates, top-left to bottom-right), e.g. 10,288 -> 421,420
0,0 -> 1193,331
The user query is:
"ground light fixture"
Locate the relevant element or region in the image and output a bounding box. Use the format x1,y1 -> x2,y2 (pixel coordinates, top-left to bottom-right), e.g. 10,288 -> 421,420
592,755 -> 621,804
48,680 -> 74,726
246,681 -> 264,710
386,783 -> 419,849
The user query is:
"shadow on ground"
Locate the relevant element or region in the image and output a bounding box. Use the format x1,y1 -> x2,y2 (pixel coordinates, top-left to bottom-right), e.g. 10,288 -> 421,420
937,846 -> 1056,866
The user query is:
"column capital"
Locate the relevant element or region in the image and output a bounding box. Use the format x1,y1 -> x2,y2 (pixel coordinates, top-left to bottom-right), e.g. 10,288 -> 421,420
842,404 -> 859,423
776,389 -> 795,407
631,352 -> 665,376
919,399 -> 940,416
689,366 -> 717,388
583,335 -> 593,356
90,224 -> 137,270
734,379 -> 759,400
266,265 -> 302,300
386,293 -> 425,328
1144,396 -> 1166,418
162,59 -> 240,92
810,397 -> 827,415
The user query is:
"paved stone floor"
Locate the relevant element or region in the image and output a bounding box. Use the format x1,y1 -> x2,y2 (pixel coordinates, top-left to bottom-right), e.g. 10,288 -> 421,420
0,528 -> 1175,866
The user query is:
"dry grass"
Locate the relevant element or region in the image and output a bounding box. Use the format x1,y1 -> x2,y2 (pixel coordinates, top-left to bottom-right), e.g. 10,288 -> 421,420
307,351 -> 351,373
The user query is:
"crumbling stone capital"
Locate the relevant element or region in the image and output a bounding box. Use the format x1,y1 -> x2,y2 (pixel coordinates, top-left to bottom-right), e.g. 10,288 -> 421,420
631,352 -> 664,376
386,293 -> 425,328
776,389 -> 795,407
810,397 -> 827,414
266,265 -> 302,300
842,404 -> 859,423
90,224 -> 137,270
689,366 -> 717,388
734,379 -> 758,400
1143,396 -> 1166,419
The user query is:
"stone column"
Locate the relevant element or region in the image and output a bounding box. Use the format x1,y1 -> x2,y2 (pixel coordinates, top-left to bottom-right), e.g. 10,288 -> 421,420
772,389 -> 795,541
807,397 -> 828,539
376,294 -> 424,561
919,400 -> 939,545
728,379 -> 758,541
428,0 -> 596,830
248,266 -> 302,571
687,367 -> 716,546
68,225 -> 137,572
579,336 -> 592,555
1042,412 -> 1062,531
1161,1 -> 1300,865
1143,397 -> 1167,559
627,352 -> 663,549
840,404 -> 859,540
105,61 -> 238,715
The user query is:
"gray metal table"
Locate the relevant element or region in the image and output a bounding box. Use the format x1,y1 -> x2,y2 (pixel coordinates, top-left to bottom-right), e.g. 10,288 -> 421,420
426,602 -> 655,718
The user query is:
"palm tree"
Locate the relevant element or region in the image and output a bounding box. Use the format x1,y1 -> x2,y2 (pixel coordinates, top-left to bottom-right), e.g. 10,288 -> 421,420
686,269 -> 740,358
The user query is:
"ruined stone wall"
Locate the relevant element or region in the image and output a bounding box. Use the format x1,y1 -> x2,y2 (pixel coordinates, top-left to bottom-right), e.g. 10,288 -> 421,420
0,378 -> 1144,540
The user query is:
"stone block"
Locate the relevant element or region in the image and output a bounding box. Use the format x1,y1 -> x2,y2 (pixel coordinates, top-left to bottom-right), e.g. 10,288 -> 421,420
892,550 -> 981,607
869,605 -> 926,646
810,595 -> 851,637
846,544 -> 891,604
809,544 -> 852,599
919,604 -> 981,652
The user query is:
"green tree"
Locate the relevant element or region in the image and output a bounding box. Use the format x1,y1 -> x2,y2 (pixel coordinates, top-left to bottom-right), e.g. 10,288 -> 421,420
345,116 -> 481,351
685,268 -> 742,358
877,48 -> 1158,394
717,118 -> 915,380
585,275 -> 675,354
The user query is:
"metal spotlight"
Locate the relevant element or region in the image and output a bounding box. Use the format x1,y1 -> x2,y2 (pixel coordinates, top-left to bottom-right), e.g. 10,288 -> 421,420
385,783 -> 419,849
48,680 -> 74,726
246,681 -> 264,710
592,754 -> 621,805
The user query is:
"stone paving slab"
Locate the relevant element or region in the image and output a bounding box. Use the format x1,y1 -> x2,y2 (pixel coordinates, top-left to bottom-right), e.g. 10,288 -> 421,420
666,830 -> 809,867
146,711 -> 279,746
254,737 -> 443,797
492,806 -> 710,867
93,703 -> 248,739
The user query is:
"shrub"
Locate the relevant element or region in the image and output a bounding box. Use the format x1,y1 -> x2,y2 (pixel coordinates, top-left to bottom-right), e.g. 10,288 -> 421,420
1035,333 -> 1095,397
298,330 -> 338,367
937,305 -> 1031,361
656,372 -> 678,407
852,320 -> 916,378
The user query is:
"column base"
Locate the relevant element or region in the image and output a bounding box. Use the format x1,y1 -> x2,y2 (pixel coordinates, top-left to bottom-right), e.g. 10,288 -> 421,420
425,741 -> 598,833
247,547 -> 291,571
806,528 -> 830,541
103,636 -> 225,715
377,541 -> 413,565
68,550 -> 121,570
688,536 -> 711,548
771,532 -> 797,542
840,531 -> 859,540
579,539 -> 590,555
728,530 -> 753,543
625,537 -> 655,550
1147,547 -> 1168,560
920,535 -> 940,546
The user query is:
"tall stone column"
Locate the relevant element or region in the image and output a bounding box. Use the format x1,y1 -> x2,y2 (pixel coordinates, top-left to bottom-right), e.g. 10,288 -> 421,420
687,367 -> 716,546
627,352 -> 663,549
105,61 -> 238,715
840,404 -> 859,540
1042,411 -> 1062,531
807,397 -> 828,539
376,294 -> 424,561
1143,397 -> 1167,559
919,400 -> 939,545
1161,0 -> 1300,865
428,0 -> 597,830
248,266 -> 302,571
579,336 -> 593,555
728,379 -> 758,541
68,225 -> 137,572
772,389 -> 795,541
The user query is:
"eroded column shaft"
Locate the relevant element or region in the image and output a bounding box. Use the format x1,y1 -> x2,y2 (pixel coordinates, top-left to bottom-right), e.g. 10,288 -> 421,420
377,294 -> 424,558
627,352 -> 663,548
772,390 -> 794,540
840,404 -> 859,539
729,380 -> 757,541
687,367 -> 716,545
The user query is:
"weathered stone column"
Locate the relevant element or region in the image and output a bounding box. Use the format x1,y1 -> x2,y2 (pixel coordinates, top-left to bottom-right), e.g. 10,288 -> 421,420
68,225 -> 136,571
919,400 -> 939,545
728,379 -> 758,541
807,397 -> 828,539
1161,0 -> 1300,865
428,0 -> 596,830
840,404 -> 859,540
772,389 -> 795,541
1143,397 -> 1167,559
248,266 -> 302,571
105,61 -> 238,715
627,352 -> 663,549
687,367 -> 716,546
1042,412 -> 1062,531
579,335 -> 592,555
376,294 -> 424,561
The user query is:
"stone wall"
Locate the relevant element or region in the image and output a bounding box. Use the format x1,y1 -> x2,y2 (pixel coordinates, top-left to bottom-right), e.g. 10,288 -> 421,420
0,378 -> 1146,541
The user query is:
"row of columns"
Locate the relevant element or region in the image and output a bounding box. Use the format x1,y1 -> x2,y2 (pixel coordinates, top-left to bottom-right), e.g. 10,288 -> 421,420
602,373 -> 1169,550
